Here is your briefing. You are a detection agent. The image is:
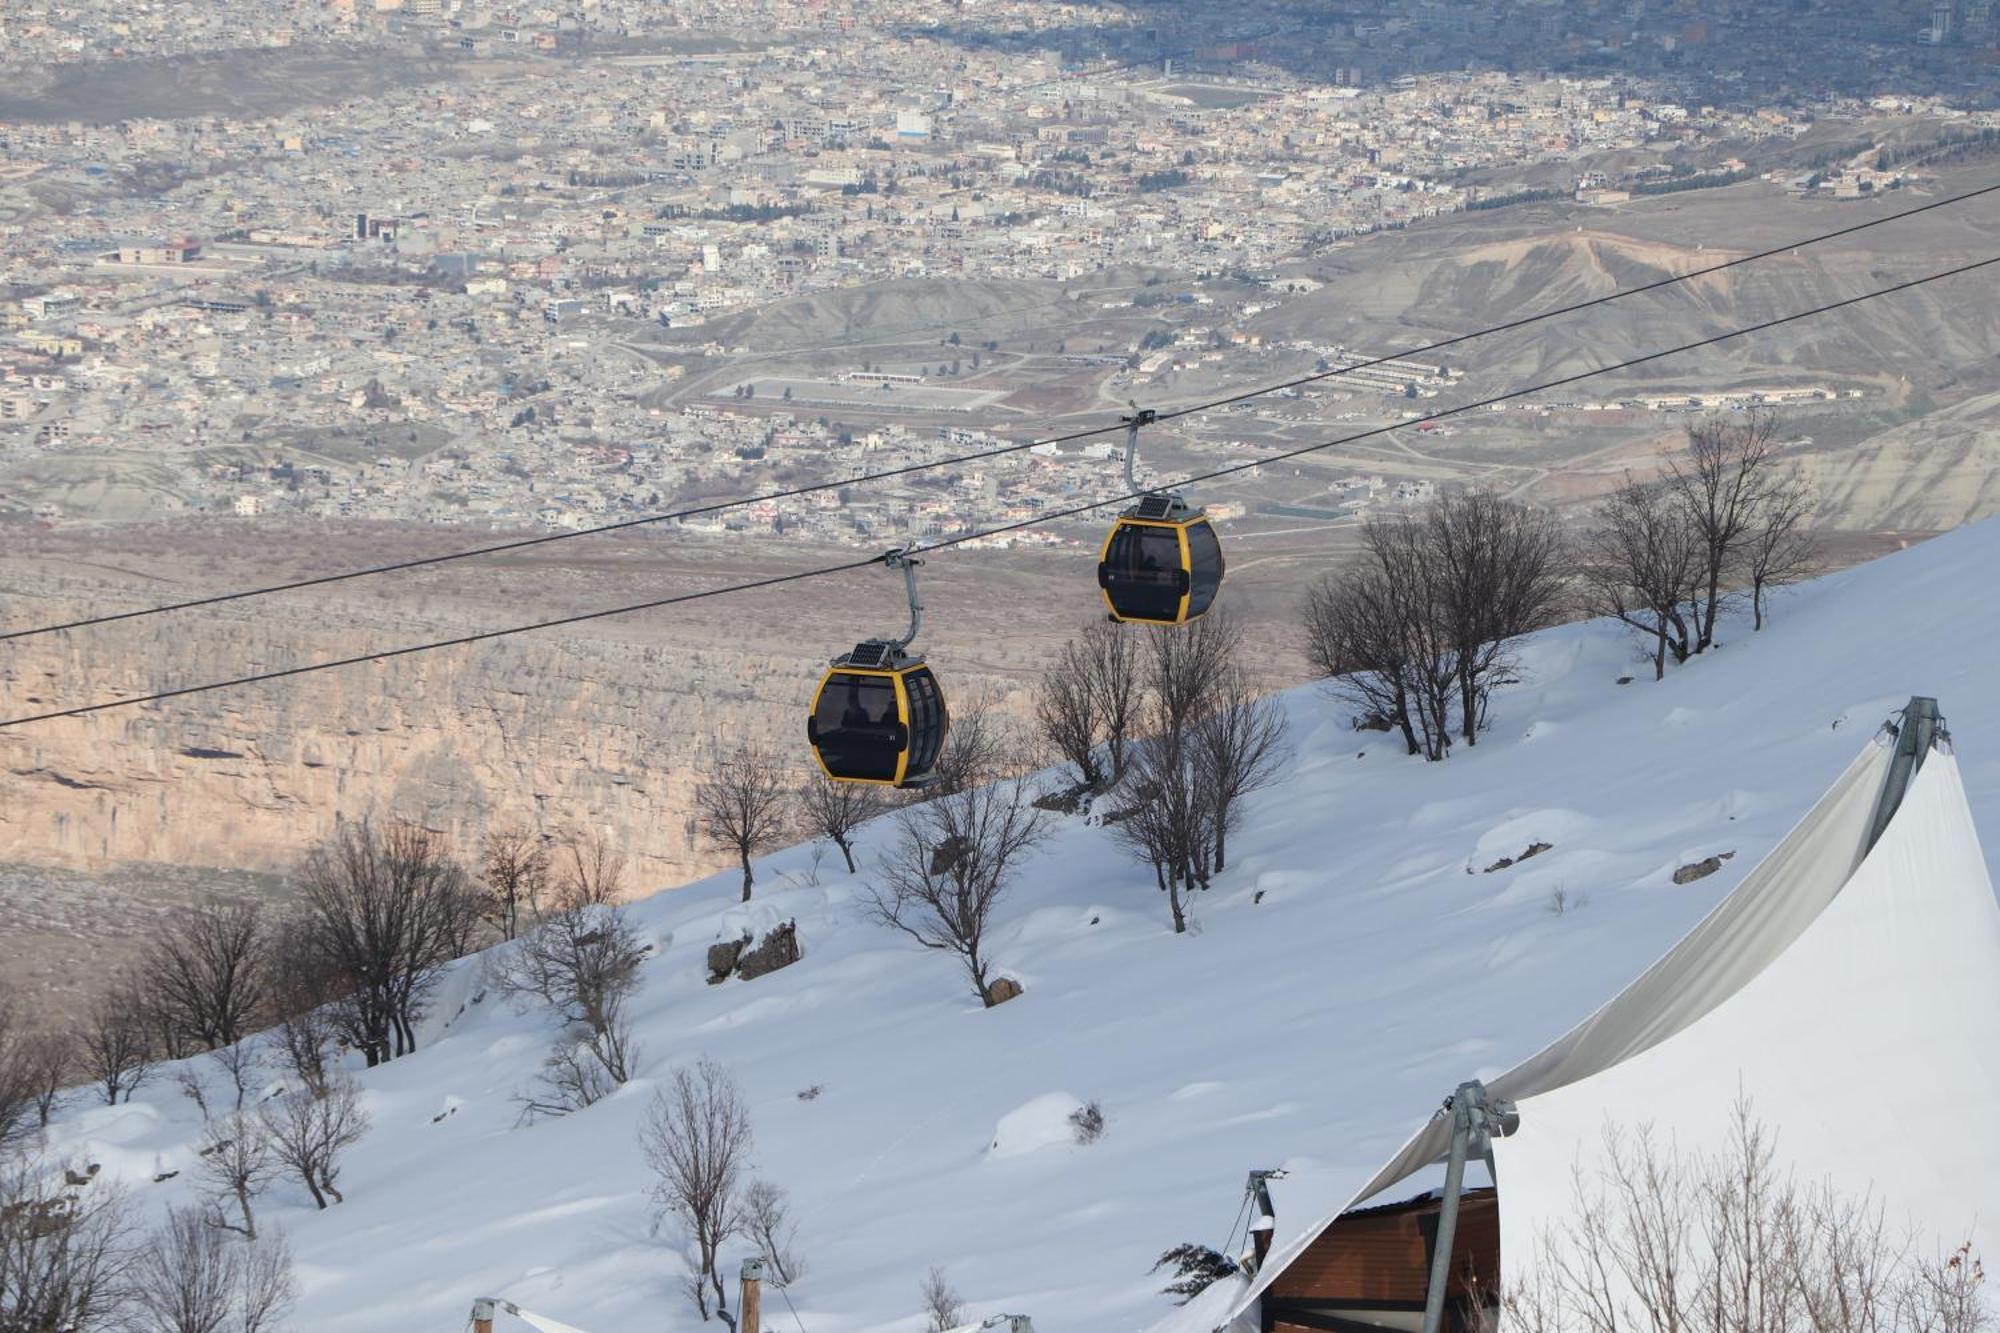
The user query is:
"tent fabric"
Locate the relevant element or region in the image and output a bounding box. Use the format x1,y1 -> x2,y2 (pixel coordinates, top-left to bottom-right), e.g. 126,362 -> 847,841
1493,749 -> 2000,1282
1350,738 -> 1891,1207
1221,735 -> 1900,1324
516,1311 -> 593,1333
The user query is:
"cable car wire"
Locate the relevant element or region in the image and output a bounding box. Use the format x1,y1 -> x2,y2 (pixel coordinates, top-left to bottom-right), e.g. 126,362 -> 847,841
4,181 -> 1995,646
3,251 -> 1989,731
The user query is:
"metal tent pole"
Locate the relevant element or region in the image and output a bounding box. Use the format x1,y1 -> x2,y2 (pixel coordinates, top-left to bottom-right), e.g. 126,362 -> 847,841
1866,696 -> 1944,854
1420,1081 -> 1518,1333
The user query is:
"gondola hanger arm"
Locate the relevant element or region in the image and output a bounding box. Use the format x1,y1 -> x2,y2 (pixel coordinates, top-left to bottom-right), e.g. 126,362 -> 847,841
1120,399 -> 1157,492
881,546 -> 923,651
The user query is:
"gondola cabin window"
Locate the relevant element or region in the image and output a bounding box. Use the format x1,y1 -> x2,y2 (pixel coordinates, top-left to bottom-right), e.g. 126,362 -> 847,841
812,672 -> 902,783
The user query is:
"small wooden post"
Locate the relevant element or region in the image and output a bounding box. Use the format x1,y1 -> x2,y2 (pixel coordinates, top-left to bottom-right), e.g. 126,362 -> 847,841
740,1258 -> 765,1333
471,1298 -> 497,1333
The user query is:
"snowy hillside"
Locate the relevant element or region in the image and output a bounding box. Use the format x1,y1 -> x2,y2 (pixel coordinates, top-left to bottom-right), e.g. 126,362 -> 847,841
41,520 -> 2000,1333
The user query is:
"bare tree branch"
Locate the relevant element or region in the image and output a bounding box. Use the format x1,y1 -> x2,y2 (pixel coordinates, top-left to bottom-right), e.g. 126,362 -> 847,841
696,743 -> 792,902
641,1058 -> 753,1328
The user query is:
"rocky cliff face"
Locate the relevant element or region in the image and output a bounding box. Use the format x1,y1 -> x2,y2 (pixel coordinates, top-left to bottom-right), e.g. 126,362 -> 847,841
1,601 -> 733,885
0,526 -> 1128,891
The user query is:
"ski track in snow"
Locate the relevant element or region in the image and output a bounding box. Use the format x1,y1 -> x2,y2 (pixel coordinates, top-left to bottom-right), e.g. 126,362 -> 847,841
29,520 -> 2000,1333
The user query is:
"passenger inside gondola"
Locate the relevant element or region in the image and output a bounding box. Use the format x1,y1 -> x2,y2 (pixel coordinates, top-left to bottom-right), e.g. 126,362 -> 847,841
815,674 -> 902,782
1104,523 -> 1186,621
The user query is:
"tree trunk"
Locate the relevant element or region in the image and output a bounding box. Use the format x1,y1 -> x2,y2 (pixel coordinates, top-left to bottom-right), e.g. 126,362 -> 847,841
712,1267 -> 735,1331
968,945 -> 992,1007
1168,874 -> 1187,934
1213,819 -> 1228,875
304,1175 -> 327,1209
1752,581 -> 1766,631
321,1175 -> 343,1205
1700,569 -> 1722,651
235,1187 -> 257,1240
739,850 -> 753,902
834,836 -> 856,875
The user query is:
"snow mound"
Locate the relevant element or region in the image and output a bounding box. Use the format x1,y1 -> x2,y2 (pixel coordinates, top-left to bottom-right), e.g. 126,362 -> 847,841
987,1092 -> 1088,1160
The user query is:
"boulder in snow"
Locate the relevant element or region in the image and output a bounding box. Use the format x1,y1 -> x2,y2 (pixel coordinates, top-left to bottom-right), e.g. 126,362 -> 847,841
706,934 -> 749,984
737,920 -> 801,981
1673,851 -> 1736,885
984,976 -> 1024,1007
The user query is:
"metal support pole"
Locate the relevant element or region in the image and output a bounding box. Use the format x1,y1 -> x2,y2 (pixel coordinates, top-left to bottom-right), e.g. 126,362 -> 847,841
1243,1168 -> 1285,1274
884,548 -> 923,650
1421,1089 -> 1475,1333
1866,696 -> 1942,854
1420,1080 -> 1518,1333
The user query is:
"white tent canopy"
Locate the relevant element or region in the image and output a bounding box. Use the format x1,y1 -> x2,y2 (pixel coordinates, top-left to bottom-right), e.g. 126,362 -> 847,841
1219,716 -> 2000,1329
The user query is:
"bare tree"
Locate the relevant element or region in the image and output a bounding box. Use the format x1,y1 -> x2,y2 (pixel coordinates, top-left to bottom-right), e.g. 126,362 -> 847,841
232,1228 -> 296,1333
921,1264 -> 965,1333
499,851 -> 648,1120
865,778 -> 1050,1003
0,989 -> 35,1153
1366,514 -> 1462,759
1304,562 -> 1422,757
1583,477 -> 1702,681
22,1033 -> 71,1129
1304,518 -> 1464,760
552,828 -> 626,908
797,770 -> 886,875
517,1009 -> 638,1122
1147,611 -> 1239,738
1194,670 -> 1291,874
142,899 -> 267,1053
641,1058 -> 754,1327
197,1114 -> 277,1241
78,979 -> 154,1106
262,917 -> 339,1099
206,1043 -> 262,1118
478,825 -> 550,941
0,1158 -> 134,1330
1425,492 -> 1568,744
744,1178 -> 804,1286
1745,475 -> 1817,631
1080,617 -> 1143,783
930,689 -> 1012,797
260,1075 -> 370,1210
497,874 -> 646,1043
1112,732 -> 1214,934
130,1206 -> 235,1333
1508,1101 -> 1992,1333
299,819 -> 479,1065
695,743 -> 791,902
1037,634 -> 1109,791
1666,410 -> 1781,653
129,1205 -> 295,1333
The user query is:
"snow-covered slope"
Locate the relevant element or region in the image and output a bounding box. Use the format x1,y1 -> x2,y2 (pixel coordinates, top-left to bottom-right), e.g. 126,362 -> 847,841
44,520 -> 2000,1333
